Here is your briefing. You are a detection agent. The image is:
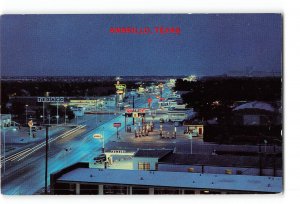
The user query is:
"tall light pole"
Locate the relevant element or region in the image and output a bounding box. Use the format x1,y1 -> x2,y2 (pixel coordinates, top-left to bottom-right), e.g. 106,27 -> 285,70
93,131 -> 105,154
48,114 -> 51,125
2,127 -> 6,175
264,139 -> 268,153
45,125 -> 49,194
63,104 -> 67,125
130,91 -> 136,125
95,99 -> 98,124
189,132 -> 193,154
100,100 -> 103,123
25,104 -> 28,123
42,102 -> 45,124
101,127 -> 105,153
56,101 -> 59,125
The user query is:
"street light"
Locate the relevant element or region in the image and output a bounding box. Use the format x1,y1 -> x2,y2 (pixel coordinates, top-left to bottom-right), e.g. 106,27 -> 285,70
93,128 -> 105,154
44,125 -> 50,194
56,101 -> 59,125
63,104 -> 67,125
56,115 -> 59,125
264,139 -> 268,153
95,100 -> 98,124
25,104 -> 28,123
189,132 -> 193,154
2,126 -> 6,175
48,114 -> 51,125
130,91 -> 136,125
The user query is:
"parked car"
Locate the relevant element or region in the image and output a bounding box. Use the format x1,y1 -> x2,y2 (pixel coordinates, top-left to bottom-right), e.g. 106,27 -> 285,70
93,154 -> 106,163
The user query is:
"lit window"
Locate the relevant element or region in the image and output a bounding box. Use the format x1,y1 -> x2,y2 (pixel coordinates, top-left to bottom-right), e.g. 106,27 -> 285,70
138,162 -> 150,170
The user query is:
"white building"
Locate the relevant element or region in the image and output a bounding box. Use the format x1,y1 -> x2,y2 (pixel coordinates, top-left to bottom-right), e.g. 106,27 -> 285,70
133,149 -> 173,170
167,108 -> 196,122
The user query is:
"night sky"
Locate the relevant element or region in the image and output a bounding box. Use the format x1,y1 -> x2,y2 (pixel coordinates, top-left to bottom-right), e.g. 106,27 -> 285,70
0,14 -> 282,76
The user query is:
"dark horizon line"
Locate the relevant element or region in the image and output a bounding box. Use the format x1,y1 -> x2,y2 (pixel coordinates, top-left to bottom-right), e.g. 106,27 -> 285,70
0,73 -> 282,78
0,75 -> 187,78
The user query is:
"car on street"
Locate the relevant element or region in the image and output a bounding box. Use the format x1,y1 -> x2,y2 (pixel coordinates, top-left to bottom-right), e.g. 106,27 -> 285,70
93,153 -> 106,163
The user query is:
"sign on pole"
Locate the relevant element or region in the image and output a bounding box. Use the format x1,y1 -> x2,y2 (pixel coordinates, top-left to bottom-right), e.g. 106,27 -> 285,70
28,120 -> 33,138
133,113 -> 139,118
28,120 -> 33,127
37,97 -> 64,103
93,134 -> 103,139
113,123 -> 121,128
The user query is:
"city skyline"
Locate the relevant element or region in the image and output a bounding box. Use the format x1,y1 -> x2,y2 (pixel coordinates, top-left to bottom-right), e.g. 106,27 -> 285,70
1,14 -> 282,76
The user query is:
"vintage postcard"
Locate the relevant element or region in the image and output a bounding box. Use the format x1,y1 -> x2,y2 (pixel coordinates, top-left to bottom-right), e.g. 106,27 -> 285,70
0,14 -> 282,195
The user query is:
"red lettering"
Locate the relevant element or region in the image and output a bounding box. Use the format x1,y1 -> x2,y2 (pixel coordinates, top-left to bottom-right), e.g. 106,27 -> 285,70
110,27 -> 115,33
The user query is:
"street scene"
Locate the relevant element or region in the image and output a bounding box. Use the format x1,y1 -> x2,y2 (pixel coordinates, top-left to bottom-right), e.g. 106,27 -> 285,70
0,14 -> 282,195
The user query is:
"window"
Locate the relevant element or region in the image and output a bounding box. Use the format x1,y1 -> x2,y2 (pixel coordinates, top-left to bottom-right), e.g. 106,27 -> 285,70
132,186 -> 149,194
138,162 -> 150,170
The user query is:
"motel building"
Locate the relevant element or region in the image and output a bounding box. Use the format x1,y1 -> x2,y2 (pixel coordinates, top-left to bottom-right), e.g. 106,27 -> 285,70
50,149 -> 282,195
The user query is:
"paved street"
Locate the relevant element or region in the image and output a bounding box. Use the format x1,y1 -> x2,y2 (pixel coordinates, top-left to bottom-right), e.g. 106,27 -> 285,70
0,90 -> 154,195
0,86 -> 281,195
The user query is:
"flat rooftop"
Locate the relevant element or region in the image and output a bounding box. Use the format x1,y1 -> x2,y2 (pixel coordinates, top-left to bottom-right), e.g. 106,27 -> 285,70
158,153 -> 282,169
134,149 -> 173,158
56,168 -> 282,193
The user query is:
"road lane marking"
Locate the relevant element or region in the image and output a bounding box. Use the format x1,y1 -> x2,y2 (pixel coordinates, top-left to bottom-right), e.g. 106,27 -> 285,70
1,125 -> 86,164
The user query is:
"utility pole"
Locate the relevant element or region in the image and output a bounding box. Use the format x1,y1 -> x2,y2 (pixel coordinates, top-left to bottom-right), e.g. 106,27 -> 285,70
2,128 -> 6,175
25,104 -> 28,124
96,100 -> 98,124
132,95 -> 135,125
45,125 -> 49,194
189,132 -> 193,154
102,128 -> 105,153
42,102 -> 45,124
64,105 -> 67,125
56,102 -> 59,125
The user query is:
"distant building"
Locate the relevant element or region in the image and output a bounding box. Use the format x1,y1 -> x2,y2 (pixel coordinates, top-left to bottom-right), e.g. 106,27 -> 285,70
167,108 -> 196,123
232,101 -> 276,126
183,121 -> 204,138
182,75 -> 197,82
0,114 -> 12,127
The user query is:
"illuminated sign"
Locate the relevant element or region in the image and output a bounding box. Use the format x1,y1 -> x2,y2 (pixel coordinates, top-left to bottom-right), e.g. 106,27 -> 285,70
125,108 -> 147,113
93,134 -> 103,139
28,120 -> 33,127
70,100 -> 98,103
133,112 -> 139,118
126,108 -> 133,113
113,123 -> 121,127
115,84 -> 126,90
37,97 -> 64,103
